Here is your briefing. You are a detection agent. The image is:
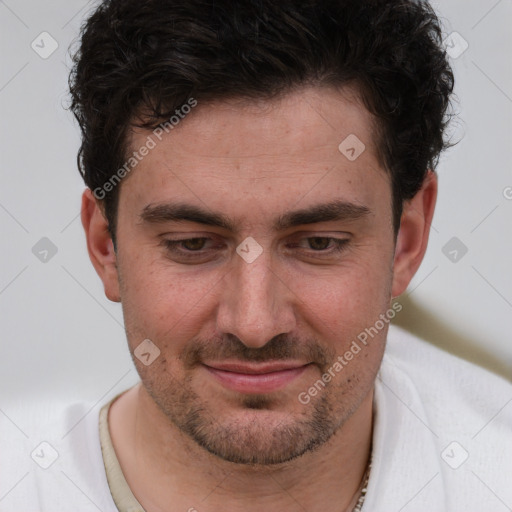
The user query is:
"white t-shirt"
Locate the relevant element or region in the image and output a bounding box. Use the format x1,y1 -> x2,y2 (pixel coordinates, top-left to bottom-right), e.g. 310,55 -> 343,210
1,324 -> 511,512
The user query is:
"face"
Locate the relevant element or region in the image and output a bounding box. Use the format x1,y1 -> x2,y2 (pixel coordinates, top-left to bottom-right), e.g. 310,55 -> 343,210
104,86 -> 399,465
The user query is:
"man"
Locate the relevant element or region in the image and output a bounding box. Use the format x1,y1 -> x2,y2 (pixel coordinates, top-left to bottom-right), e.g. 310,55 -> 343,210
2,0 -> 511,511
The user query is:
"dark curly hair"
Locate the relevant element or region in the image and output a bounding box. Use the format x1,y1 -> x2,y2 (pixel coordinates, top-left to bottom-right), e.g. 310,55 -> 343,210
68,0 -> 456,243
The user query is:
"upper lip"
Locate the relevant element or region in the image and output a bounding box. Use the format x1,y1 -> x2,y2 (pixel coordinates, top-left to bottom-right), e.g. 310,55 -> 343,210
203,361 -> 311,374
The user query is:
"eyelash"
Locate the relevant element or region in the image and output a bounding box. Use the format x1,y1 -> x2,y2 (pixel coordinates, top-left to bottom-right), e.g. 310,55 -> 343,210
160,236 -> 349,260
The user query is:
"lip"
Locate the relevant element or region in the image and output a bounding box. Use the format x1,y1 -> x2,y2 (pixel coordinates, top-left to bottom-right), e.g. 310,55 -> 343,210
203,361 -> 311,394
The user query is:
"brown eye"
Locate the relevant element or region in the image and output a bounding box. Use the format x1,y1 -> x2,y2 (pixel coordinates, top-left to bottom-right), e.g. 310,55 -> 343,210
307,237 -> 332,250
161,237 -> 212,255
180,238 -> 207,251
160,237 -> 224,263
291,237 -> 349,257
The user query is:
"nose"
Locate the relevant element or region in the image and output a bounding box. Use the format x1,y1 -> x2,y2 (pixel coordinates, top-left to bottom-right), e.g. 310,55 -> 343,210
215,247 -> 296,349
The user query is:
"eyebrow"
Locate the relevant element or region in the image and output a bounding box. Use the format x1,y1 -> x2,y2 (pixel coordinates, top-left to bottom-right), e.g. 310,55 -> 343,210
140,199 -> 372,232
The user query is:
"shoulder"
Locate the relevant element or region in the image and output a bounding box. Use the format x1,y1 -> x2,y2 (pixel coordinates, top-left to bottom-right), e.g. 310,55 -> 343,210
383,324 -> 512,404
382,324 -> 512,432
365,325 -> 512,511
0,396 -> 120,511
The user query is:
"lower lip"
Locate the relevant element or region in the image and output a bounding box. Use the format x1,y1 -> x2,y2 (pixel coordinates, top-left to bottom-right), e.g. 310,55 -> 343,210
203,364 -> 310,393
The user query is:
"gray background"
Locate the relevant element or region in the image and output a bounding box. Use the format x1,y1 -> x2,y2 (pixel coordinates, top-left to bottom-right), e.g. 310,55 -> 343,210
1,0 -> 511,409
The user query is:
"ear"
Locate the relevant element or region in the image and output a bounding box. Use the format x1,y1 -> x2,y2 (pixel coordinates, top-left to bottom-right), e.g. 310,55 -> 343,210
81,188 -> 121,302
392,170 -> 438,298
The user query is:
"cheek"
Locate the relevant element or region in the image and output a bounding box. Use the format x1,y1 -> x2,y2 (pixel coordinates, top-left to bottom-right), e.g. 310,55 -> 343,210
290,256 -> 392,384
295,265 -> 390,392
119,253 -> 222,349
292,256 -> 392,331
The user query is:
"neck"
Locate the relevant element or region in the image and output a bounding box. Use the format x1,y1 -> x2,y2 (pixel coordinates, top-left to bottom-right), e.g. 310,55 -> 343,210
109,383 -> 373,512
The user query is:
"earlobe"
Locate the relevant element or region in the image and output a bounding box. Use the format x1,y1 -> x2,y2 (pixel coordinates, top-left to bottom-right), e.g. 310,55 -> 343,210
81,189 -> 121,302
391,170 -> 438,298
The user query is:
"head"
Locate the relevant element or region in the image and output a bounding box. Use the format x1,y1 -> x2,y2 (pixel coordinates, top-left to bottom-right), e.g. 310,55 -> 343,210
71,0 -> 454,465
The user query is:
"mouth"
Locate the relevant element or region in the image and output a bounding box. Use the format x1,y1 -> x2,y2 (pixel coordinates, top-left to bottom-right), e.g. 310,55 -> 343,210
202,361 -> 312,394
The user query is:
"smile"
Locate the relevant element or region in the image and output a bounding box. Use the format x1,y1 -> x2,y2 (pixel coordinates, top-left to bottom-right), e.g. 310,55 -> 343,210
202,362 -> 312,393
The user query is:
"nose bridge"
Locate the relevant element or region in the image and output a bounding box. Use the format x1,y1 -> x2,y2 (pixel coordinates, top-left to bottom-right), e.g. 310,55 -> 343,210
217,246 -> 295,348
239,253 -> 275,318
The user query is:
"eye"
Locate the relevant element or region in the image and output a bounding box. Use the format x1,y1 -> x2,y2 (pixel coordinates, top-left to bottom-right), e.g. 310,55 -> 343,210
307,237 -> 336,250
297,237 -> 349,254
159,237 -> 223,264
170,237 -> 208,251
161,237 -> 213,255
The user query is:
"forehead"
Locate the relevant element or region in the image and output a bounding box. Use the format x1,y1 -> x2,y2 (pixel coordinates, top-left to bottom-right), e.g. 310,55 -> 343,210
119,85 -> 390,229
131,85 -> 378,158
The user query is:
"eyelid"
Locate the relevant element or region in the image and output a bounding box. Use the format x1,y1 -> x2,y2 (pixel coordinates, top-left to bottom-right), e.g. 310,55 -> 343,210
290,236 -> 349,252
290,231 -> 351,240
160,236 -> 220,250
